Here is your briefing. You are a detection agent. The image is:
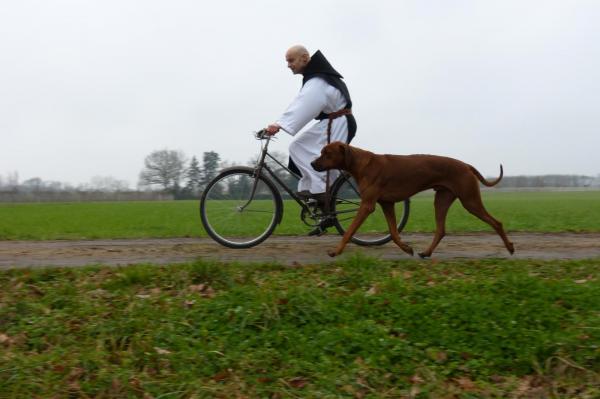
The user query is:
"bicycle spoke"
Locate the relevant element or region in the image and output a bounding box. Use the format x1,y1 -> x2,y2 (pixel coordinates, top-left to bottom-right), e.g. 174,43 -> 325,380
236,209 -> 274,214
334,208 -> 360,216
336,215 -> 357,223
336,199 -> 361,207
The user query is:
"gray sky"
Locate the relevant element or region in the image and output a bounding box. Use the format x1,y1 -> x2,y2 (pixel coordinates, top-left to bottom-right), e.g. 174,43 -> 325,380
1,0 -> 599,187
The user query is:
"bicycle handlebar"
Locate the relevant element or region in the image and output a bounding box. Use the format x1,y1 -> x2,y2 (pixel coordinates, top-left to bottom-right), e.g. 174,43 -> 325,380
255,129 -> 271,140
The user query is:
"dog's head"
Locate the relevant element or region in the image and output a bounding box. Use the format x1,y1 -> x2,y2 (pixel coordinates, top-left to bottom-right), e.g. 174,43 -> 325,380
311,141 -> 352,172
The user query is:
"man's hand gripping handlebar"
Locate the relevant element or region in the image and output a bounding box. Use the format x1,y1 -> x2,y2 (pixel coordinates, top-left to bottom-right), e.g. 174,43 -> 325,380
255,129 -> 270,140
265,123 -> 281,136
256,123 -> 281,139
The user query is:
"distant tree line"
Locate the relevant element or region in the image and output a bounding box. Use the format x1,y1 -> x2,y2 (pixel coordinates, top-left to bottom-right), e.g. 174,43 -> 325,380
496,175 -> 599,188
0,172 -> 171,202
137,149 -> 221,199
137,149 -> 297,199
2,159 -> 599,202
0,172 -> 131,193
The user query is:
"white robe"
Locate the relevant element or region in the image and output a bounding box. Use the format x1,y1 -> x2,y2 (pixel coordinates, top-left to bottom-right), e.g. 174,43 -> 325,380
276,77 -> 349,194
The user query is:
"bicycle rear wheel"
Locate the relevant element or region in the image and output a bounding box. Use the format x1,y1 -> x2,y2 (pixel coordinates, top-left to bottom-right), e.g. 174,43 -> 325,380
330,174 -> 410,246
200,167 -> 282,249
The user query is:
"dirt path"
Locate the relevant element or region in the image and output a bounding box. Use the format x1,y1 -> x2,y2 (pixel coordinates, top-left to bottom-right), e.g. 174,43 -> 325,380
1,233 -> 599,269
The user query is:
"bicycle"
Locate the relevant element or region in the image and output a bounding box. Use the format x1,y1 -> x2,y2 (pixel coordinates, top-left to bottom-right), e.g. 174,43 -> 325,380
199,130 -> 410,249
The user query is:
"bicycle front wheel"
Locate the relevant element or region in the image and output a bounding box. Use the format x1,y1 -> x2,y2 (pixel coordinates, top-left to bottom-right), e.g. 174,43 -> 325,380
330,174 -> 410,246
200,167 -> 282,249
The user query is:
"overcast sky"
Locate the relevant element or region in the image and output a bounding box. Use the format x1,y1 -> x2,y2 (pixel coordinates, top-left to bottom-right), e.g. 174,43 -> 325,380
1,0 -> 599,187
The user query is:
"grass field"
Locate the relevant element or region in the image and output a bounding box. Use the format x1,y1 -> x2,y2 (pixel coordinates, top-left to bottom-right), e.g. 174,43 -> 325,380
1,257 -> 599,397
2,192 -> 599,397
0,191 -> 599,240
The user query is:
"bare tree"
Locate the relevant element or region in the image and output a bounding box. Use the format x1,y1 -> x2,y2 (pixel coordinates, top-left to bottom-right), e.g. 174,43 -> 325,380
21,177 -> 44,192
0,171 -> 19,190
138,149 -> 187,193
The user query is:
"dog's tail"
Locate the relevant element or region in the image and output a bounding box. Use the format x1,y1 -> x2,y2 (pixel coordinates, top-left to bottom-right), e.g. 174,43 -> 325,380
470,164 -> 503,187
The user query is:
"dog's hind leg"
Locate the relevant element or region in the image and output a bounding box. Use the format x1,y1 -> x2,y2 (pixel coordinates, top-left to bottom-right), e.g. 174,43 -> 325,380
458,189 -> 515,255
419,188 -> 456,258
380,201 -> 414,256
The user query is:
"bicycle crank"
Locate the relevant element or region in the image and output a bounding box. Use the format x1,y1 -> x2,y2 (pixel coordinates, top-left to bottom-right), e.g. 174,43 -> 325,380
300,202 -> 323,227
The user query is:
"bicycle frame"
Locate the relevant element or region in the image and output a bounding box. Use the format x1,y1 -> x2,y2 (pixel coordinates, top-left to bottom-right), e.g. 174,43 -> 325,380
242,132 -> 364,224
200,131 -> 411,248
247,135 -> 313,214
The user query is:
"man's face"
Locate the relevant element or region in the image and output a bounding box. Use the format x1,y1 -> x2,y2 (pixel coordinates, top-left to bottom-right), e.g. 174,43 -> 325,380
286,51 -> 309,75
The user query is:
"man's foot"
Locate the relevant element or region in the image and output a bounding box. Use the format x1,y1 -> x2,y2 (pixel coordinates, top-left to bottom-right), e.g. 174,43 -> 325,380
296,191 -> 328,206
307,217 -> 336,236
296,190 -> 312,201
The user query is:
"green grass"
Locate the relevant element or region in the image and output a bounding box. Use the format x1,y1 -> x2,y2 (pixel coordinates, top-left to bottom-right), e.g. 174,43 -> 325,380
0,191 -> 599,240
1,257 -> 599,397
0,201 -> 197,240
405,191 -> 600,233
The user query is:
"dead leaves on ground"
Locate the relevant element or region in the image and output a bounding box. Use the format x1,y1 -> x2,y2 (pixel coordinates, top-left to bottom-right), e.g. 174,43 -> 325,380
286,377 -> 309,389
0,332 -> 12,346
183,284 -> 216,308
188,283 -> 216,298
131,283 -> 216,308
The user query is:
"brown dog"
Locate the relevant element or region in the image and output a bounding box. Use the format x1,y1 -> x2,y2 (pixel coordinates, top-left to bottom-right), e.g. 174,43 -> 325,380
311,142 -> 515,258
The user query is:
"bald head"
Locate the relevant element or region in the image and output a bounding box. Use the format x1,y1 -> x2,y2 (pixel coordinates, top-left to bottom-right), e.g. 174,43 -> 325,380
285,45 -> 310,75
286,45 -> 309,58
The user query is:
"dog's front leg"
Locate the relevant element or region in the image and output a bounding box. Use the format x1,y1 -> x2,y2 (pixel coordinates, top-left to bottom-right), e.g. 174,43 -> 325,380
380,201 -> 414,256
329,202 -> 376,257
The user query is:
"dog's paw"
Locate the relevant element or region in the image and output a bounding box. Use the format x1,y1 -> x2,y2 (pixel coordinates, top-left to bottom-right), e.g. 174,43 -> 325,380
418,252 -> 430,259
400,244 -> 415,256
327,249 -> 338,257
507,242 -> 515,255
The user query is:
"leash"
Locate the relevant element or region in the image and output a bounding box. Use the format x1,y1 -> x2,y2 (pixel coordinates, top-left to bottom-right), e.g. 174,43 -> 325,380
324,108 -> 352,213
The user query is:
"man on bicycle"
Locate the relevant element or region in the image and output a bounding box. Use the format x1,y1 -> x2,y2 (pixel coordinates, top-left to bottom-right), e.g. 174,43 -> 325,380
265,45 -> 357,235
